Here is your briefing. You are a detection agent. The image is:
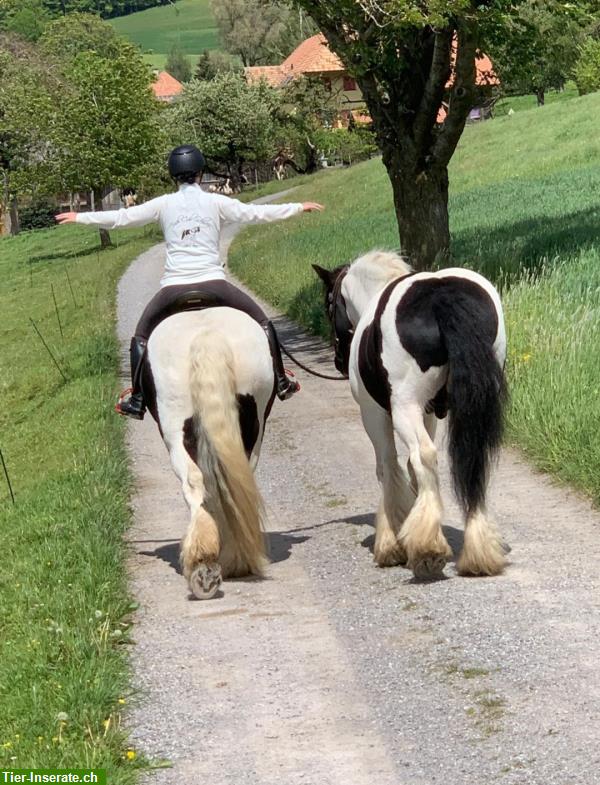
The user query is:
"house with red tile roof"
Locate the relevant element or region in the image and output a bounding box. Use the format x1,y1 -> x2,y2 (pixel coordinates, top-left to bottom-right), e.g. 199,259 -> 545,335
246,33 -> 499,126
246,34 -> 365,124
152,71 -> 184,102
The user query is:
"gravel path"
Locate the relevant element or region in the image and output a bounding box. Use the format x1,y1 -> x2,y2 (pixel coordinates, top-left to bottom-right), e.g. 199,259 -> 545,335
117,199 -> 600,785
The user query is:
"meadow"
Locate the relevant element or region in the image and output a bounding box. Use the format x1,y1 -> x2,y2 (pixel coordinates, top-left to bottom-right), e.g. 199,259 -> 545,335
109,0 -> 219,70
0,225 -> 159,780
229,91 -> 600,503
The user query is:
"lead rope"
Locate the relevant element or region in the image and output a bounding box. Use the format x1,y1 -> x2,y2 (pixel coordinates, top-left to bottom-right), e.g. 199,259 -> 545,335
280,342 -> 348,381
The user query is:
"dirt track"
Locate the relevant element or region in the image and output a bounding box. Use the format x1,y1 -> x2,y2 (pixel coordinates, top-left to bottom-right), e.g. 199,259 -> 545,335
117,207 -> 600,785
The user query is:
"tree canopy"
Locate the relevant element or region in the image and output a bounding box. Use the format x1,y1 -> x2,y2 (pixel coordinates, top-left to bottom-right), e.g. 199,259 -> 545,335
293,0 -> 580,267
490,0 -> 588,105
165,41 -> 192,83
211,0 -> 316,66
1,13 -> 162,238
1,0 -> 171,22
165,71 -> 279,184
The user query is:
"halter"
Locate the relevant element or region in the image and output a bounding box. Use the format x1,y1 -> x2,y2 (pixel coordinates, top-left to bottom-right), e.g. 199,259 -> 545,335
327,266 -> 354,376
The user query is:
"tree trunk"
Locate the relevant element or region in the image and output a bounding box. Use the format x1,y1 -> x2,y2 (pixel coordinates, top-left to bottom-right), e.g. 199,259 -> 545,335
9,196 -> 20,236
536,88 -> 545,107
1,170 -> 11,236
386,160 -> 450,270
93,187 -> 112,249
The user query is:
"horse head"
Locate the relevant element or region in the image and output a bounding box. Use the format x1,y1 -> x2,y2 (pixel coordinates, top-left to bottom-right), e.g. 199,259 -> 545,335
312,263 -> 353,376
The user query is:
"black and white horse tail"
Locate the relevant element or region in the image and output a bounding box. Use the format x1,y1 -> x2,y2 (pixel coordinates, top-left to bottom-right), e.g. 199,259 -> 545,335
188,329 -> 266,577
433,289 -> 507,518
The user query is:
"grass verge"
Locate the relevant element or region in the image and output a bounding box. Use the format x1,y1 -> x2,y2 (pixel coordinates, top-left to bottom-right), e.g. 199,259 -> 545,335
229,92 -> 600,503
0,224 -> 158,780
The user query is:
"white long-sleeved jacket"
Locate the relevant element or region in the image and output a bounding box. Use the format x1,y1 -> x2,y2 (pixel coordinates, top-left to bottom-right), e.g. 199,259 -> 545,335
76,183 -> 304,287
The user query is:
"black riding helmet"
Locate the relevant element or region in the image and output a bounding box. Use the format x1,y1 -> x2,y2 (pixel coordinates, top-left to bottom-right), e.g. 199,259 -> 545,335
167,144 -> 206,179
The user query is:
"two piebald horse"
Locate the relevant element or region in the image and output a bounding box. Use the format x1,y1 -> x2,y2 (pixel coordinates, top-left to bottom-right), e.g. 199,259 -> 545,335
145,249 -> 507,599
314,250 -> 507,580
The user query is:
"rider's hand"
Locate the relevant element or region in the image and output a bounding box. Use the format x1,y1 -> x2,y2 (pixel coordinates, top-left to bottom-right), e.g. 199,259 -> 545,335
55,212 -> 77,224
302,202 -> 324,212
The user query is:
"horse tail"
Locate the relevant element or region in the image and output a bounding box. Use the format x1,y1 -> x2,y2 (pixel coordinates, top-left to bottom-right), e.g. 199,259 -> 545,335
433,289 -> 507,517
188,328 -> 266,576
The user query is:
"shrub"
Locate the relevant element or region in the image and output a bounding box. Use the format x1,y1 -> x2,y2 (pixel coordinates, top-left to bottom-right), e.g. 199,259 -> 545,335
19,200 -> 56,231
573,38 -> 600,96
317,126 -> 378,166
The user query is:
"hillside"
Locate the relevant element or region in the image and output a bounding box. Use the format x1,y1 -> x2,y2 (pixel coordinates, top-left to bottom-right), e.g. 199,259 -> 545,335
229,92 -> 600,503
109,0 -> 219,70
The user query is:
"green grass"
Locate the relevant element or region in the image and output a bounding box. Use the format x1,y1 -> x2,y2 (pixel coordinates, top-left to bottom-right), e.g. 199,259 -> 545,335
229,90 -> 600,503
504,250 -> 600,501
110,0 -> 219,64
238,170 -> 337,202
495,81 -> 579,116
0,224 -> 158,780
142,52 -> 199,71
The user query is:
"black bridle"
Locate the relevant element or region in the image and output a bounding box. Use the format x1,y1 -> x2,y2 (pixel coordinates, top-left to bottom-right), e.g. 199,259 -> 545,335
327,266 -> 354,377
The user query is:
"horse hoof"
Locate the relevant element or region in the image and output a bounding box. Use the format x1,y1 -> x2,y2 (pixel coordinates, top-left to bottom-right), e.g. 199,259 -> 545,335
189,563 -> 222,600
412,554 -> 447,580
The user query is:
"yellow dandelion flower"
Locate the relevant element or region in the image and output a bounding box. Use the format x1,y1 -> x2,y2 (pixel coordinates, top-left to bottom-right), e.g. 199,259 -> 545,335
126,749 -> 136,761
118,698 -> 126,705
521,353 -> 532,362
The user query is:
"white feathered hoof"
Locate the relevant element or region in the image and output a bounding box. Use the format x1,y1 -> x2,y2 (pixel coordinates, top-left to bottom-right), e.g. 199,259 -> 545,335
189,562 -> 222,600
412,554 -> 448,581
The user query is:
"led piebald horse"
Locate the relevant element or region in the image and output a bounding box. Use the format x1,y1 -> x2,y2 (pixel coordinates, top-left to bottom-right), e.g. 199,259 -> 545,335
143,309 -> 275,599
314,251 -> 508,580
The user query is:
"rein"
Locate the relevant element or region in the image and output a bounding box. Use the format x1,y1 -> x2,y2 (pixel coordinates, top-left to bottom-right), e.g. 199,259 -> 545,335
279,342 -> 349,381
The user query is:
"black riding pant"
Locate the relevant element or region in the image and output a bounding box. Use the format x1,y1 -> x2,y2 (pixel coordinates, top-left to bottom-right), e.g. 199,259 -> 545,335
134,279 -> 268,340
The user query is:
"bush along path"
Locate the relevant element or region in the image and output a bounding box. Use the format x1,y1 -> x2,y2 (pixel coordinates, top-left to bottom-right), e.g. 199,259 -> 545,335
120,198 -> 600,785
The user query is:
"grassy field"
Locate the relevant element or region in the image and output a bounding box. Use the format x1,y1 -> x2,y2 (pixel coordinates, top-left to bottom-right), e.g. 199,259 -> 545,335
110,0 -> 219,70
229,91 -> 600,503
495,81 -> 579,115
0,224 -> 158,780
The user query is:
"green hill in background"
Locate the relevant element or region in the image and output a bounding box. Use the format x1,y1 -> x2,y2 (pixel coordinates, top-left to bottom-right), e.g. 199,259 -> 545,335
109,0 -> 219,70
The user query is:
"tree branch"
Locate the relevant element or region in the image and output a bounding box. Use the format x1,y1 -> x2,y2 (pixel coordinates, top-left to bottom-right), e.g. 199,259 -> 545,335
432,27 -> 477,168
413,27 -> 453,155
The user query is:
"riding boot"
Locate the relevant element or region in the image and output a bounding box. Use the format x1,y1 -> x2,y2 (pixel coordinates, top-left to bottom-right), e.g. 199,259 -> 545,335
116,336 -> 147,420
262,320 -> 300,400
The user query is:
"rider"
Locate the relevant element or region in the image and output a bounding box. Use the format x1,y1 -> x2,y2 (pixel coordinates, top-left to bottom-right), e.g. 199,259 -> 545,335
56,145 -> 324,419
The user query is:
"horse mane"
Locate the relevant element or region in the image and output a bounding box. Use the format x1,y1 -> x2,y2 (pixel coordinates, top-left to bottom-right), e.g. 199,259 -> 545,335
350,249 -> 412,289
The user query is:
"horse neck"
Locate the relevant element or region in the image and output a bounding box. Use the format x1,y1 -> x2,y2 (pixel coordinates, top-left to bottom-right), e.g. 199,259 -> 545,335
343,272 -> 390,324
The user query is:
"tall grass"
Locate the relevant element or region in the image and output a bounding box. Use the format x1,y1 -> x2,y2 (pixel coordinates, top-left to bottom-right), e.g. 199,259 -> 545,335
0,225 -> 158,780
229,91 -> 600,503
504,250 -> 600,502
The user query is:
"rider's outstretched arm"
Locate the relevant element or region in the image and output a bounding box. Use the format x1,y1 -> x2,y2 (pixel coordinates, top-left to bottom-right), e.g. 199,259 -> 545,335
56,196 -> 165,229
216,195 -> 323,225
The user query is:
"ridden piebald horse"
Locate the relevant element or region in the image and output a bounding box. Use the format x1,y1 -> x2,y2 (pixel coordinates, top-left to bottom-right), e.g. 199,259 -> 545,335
314,250 -> 508,580
142,308 -> 275,599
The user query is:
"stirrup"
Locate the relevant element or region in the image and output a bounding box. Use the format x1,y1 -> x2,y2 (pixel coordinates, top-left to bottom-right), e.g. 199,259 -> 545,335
277,369 -> 301,400
115,387 -> 145,420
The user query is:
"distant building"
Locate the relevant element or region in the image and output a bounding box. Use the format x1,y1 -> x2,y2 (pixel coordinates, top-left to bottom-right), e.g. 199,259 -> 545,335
152,70 -> 184,103
245,33 -> 499,126
246,34 -> 366,126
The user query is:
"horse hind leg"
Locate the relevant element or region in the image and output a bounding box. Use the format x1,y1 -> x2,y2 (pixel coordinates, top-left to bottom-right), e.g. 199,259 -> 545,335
394,404 -> 452,579
457,507 -> 506,576
169,438 -> 223,600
